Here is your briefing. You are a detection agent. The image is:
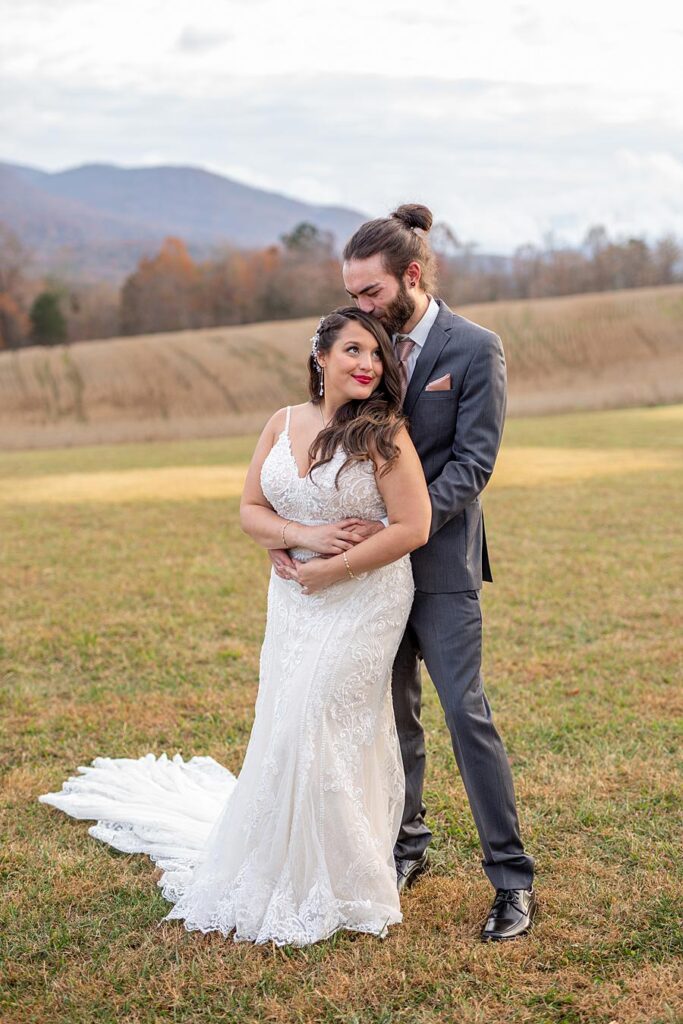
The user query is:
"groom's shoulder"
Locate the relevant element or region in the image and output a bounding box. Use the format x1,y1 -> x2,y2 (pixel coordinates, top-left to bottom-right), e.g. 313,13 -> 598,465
436,298 -> 503,352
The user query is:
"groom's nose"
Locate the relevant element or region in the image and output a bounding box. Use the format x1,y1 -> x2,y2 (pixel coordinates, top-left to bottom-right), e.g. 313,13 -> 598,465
357,295 -> 375,314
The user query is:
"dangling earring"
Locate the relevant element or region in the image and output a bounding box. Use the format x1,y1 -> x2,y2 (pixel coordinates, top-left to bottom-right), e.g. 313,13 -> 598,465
318,364 -> 324,397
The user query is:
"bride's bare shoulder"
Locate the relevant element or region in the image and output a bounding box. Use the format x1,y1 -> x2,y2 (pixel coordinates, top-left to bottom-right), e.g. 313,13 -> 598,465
259,403 -> 312,448
367,415 -> 414,470
267,403 -> 309,426
265,407 -> 287,431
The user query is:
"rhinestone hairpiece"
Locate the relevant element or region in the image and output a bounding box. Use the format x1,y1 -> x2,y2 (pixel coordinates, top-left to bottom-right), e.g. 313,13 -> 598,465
310,315 -> 326,360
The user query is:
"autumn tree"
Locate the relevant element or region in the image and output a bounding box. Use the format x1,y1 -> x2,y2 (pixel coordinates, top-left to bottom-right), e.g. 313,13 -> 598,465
111,223 -> 683,337
120,237 -> 201,335
0,223 -> 31,348
61,280 -> 120,342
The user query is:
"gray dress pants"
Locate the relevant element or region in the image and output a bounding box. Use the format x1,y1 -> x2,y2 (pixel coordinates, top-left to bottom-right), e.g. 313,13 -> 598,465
391,587 -> 535,890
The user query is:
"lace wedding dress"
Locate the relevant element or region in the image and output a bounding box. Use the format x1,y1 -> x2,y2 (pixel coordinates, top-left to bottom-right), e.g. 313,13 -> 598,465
39,406 -> 415,947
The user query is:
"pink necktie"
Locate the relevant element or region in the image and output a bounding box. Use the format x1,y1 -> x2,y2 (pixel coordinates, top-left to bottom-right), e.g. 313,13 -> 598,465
394,334 -> 416,400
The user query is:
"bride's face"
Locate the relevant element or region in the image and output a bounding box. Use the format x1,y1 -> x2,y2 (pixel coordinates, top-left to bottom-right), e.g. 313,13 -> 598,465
317,322 -> 384,401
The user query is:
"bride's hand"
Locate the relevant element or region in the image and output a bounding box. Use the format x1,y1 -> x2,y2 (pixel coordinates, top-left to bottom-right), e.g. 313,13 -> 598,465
298,519 -> 366,555
296,558 -> 338,595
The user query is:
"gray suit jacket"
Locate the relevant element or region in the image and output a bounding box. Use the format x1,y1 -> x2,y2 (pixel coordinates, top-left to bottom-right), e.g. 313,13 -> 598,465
403,297 -> 507,593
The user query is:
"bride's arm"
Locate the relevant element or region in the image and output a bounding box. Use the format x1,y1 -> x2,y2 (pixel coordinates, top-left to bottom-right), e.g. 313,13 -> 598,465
239,409 -> 365,553
297,424 -> 431,590
239,412 -> 294,549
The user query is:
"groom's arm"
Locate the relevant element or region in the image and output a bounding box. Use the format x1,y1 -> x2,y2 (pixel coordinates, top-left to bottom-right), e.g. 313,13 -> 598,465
426,331 -> 507,539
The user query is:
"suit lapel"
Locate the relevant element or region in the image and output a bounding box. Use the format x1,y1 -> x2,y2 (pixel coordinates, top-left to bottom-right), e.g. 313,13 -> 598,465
403,298 -> 453,417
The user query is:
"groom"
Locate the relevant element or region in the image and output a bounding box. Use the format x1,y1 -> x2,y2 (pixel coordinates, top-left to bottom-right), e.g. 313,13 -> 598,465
270,205 -> 536,942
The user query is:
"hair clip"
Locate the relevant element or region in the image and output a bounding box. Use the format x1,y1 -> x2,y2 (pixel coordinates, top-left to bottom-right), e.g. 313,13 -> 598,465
310,315 -> 326,359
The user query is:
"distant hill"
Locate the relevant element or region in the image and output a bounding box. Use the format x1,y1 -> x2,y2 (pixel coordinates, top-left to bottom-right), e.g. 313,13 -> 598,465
1,285 -> 682,450
0,160 -> 368,282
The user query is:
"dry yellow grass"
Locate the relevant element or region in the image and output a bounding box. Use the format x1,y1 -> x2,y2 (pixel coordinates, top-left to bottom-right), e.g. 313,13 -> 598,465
1,284 -> 682,449
0,464 -> 249,504
1,445 -> 679,505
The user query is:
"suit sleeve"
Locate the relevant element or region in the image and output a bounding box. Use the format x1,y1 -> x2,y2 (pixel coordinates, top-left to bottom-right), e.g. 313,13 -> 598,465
427,331 -> 507,538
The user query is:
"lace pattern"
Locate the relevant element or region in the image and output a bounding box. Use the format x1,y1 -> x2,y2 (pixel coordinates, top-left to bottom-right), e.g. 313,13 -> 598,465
39,407 -> 415,946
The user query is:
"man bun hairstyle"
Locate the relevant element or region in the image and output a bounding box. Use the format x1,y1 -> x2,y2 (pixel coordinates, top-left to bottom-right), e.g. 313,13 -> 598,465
390,203 -> 434,233
342,202 -> 438,294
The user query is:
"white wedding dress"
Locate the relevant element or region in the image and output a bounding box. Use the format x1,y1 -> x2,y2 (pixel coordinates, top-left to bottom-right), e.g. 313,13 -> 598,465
39,406 -> 415,947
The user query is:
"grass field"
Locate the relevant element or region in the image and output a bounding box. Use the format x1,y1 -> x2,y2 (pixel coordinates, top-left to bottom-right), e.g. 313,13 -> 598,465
1,405 -> 682,1023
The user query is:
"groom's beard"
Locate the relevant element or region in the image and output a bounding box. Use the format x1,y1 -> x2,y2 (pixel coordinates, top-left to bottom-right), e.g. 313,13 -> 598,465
375,280 -> 416,336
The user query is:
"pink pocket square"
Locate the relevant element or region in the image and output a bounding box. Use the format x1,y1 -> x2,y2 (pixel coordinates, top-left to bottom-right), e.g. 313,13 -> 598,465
425,373 -> 452,391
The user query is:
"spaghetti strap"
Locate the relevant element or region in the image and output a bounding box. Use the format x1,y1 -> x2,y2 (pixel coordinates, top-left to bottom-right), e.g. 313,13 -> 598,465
284,405 -> 291,435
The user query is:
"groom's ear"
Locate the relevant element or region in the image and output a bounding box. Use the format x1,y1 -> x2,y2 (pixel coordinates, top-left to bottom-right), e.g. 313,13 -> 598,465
404,260 -> 422,289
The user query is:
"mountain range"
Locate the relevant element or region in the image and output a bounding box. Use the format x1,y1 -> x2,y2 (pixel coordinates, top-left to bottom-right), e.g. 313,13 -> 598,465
0,160 -> 368,282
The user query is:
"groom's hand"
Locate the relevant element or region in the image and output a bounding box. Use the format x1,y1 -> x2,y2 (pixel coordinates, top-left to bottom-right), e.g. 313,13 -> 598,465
344,518 -> 385,541
317,518 -> 384,556
268,548 -> 299,581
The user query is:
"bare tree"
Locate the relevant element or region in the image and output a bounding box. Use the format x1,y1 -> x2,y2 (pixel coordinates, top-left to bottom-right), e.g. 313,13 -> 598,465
0,223 -> 33,347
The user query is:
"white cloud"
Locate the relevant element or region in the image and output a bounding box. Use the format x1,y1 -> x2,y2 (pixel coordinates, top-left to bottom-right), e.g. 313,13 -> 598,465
175,27 -> 234,54
0,0 -> 681,251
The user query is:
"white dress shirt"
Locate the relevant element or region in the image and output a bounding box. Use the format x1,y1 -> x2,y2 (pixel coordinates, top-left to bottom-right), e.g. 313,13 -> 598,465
379,294 -> 440,527
391,292 -> 440,382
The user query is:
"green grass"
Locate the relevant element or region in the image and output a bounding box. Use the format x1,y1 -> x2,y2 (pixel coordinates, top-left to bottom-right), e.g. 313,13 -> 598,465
1,405 -> 682,1023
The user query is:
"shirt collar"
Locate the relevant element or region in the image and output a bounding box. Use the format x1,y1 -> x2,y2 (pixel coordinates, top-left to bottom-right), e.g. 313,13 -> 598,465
392,293 -> 440,349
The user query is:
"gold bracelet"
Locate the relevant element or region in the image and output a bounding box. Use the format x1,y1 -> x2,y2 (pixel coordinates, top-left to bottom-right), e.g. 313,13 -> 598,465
281,520 -> 292,547
343,551 -> 358,580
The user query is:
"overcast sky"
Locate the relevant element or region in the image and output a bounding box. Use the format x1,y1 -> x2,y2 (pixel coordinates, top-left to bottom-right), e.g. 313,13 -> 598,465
1,0 -> 682,252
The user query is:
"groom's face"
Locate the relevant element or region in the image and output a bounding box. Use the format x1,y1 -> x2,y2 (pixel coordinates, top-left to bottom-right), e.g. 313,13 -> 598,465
342,254 -> 416,336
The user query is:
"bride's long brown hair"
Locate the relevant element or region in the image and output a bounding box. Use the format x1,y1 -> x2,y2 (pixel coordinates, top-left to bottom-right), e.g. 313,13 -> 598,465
306,307 -> 406,486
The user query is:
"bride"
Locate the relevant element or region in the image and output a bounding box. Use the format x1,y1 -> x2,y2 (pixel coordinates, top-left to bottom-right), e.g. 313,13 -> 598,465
39,307 -> 432,947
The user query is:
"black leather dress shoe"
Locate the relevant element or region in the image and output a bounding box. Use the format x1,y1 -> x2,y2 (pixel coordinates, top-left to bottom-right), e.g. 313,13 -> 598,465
480,887 -> 537,941
395,851 -> 430,894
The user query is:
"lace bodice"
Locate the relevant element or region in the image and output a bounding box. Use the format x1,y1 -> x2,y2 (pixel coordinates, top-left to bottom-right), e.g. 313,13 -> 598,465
260,406 -> 387,561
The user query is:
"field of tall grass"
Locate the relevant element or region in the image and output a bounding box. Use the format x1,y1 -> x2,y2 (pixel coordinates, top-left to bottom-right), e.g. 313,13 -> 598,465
1,284 -> 682,449
1,404 -> 681,1023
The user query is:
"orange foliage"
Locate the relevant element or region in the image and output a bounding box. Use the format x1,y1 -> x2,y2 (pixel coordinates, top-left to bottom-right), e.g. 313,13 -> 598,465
120,238 -> 202,335
120,232 -> 346,335
0,291 -> 29,350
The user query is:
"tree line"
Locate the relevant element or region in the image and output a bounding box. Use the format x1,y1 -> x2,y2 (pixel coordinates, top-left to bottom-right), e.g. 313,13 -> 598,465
1,220 -> 681,349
